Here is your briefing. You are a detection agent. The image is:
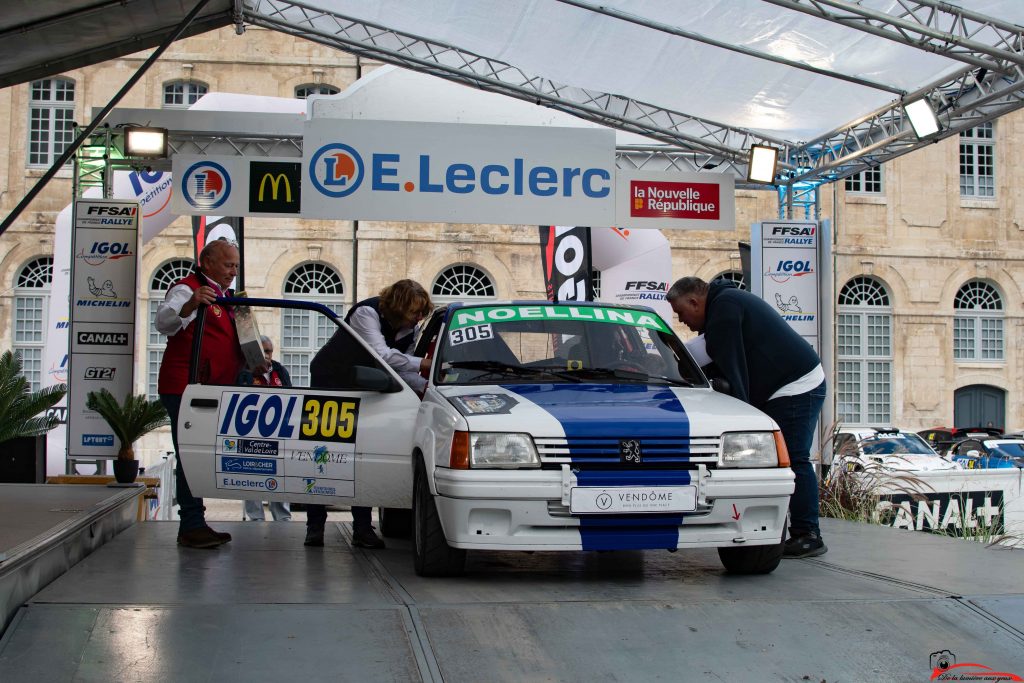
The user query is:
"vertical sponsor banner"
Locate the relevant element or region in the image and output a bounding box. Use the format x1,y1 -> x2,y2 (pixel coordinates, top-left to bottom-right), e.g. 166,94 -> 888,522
44,170 -> 176,474
751,220 -> 820,352
539,226 -> 593,302
67,199 -> 139,461
591,227 -> 673,323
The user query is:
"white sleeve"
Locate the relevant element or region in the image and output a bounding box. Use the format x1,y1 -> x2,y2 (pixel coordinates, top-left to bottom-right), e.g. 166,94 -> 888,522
155,284 -> 196,336
348,305 -> 422,375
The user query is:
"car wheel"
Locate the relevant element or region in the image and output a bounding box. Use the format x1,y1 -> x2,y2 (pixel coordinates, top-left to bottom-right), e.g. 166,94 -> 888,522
378,507 -> 413,538
717,541 -> 784,575
413,458 -> 466,576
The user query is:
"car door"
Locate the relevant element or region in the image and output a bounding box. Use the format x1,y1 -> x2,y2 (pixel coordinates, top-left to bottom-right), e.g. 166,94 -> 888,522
176,300 -> 421,509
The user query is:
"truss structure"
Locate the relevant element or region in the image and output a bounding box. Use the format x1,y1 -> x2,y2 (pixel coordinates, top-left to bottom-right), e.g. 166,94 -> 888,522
242,0 -> 1024,194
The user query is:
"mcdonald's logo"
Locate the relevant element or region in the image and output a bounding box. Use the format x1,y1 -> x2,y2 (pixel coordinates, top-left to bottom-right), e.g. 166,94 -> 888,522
249,161 -> 301,213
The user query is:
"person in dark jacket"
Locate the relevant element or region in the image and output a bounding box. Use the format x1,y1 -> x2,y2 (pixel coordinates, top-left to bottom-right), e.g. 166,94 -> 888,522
667,276 -> 827,558
303,279 -> 433,549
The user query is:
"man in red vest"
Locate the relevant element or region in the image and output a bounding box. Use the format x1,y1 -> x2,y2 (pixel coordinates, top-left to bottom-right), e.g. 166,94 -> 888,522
156,238 -> 247,549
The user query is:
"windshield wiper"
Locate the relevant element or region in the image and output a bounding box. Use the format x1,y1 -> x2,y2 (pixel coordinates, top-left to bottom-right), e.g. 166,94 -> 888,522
444,360 -> 582,382
570,367 -> 695,386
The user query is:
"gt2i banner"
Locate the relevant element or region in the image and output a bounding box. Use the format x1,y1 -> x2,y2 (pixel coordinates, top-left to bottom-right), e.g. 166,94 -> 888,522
303,119 -> 616,225
615,170 -> 735,230
171,156 -> 301,217
68,199 -> 139,460
539,226 -> 592,302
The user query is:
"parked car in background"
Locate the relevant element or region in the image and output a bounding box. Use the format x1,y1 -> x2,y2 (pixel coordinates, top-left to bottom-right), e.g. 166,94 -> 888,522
949,437 -> 1024,470
917,426 -> 1003,455
833,427 -> 962,473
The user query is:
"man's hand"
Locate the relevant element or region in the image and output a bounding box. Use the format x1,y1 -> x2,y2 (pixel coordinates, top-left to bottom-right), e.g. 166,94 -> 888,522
180,285 -> 218,318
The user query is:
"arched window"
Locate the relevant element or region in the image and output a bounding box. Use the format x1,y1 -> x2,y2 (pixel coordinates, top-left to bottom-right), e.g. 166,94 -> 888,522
954,280 -> 1003,361
711,270 -> 747,291
431,264 -> 496,304
13,257 -> 54,391
295,84 -> 340,98
28,78 -> 75,167
163,80 -> 208,109
282,263 -> 344,385
147,259 -> 194,397
837,276 -> 892,424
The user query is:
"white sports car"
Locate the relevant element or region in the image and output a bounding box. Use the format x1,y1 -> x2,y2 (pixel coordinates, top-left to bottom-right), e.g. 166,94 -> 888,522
180,298 -> 795,575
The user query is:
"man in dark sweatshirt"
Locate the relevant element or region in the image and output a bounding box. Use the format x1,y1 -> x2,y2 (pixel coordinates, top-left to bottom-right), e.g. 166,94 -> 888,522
667,276 -> 827,558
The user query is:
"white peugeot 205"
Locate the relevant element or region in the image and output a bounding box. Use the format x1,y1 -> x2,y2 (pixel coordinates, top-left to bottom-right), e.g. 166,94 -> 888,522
179,299 -> 795,576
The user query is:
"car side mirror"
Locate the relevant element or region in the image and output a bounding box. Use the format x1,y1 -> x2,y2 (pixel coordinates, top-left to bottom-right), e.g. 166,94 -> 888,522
710,377 -> 731,394
352,365 -> 402,392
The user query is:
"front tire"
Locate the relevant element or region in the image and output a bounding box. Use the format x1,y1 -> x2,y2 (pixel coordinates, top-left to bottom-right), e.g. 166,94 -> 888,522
717,541 -> 784,575
413,458 -> 466,576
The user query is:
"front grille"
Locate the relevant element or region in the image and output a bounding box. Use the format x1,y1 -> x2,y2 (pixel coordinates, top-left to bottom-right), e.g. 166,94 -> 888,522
535,435 -> 719,466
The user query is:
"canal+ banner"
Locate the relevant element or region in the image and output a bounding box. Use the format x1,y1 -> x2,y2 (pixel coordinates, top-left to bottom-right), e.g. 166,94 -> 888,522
301,119 -> 616,225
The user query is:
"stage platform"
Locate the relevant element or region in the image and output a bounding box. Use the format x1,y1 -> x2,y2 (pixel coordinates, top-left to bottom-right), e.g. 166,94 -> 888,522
0,514 -> 1021,681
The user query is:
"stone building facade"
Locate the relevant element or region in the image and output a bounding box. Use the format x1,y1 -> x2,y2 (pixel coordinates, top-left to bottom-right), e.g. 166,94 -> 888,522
1,27 -> 1021,467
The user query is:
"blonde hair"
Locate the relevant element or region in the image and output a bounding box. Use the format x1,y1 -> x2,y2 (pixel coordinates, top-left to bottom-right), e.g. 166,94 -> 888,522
379,279 -> 432,325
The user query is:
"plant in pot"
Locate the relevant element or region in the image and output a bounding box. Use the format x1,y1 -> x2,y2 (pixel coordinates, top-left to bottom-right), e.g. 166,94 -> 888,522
86,389 -> 169,484
0,349 -> 67,446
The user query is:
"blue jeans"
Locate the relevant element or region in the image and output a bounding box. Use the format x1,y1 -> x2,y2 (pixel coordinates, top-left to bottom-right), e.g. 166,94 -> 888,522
761,380 -> 826,537
161,393 -> 207,533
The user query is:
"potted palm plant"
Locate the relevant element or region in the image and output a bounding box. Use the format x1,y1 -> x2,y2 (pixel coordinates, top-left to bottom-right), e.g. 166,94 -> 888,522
86,389 -> 169,484
0,349 -> 66,446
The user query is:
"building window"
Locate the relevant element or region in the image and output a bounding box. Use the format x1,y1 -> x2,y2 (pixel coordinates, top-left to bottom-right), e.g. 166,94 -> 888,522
844,167 -> 883,194
431,264 -> 496,304
163,80 -> 208,109
282,263 -> 344,386
711,270 -> 747,291
960,122 -> 995,198
28,78 -> 75,167
13,257 -> 54,391
295,84 -> 340,98
591,270 -> 601,299
836,276 -> 892,424
954,280 -> 1003,361
147,259 -> 195,398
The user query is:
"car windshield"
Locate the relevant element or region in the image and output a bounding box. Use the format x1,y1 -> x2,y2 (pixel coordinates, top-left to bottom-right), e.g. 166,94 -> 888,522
433,303 -> 706,387
988,441 -> 1024,458
860,433 -> 937,456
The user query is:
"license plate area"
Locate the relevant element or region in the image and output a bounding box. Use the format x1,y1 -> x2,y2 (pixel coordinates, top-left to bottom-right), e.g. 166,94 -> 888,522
569,485 -> 697,514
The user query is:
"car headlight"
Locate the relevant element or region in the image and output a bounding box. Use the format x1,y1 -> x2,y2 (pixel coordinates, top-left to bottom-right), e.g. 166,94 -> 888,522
720,432 -> 784,468
450,431 -> 540,469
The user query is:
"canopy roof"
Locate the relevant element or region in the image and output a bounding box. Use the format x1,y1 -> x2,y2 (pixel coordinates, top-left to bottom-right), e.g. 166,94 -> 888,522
4,0 -> 1024,186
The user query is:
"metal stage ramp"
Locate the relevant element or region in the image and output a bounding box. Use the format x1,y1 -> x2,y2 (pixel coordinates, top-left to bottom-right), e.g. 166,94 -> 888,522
0,517 -> 1021,682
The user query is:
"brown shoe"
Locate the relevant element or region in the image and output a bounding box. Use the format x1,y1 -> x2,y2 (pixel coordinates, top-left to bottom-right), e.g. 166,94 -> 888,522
351,526 -> 385,549
177,527 -> 227,549
204,526 -> 232,543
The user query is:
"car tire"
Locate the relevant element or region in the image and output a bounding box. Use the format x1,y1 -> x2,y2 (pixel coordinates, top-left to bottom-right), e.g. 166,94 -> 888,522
378,507 -> 412,538
413,458 -> 466,576
717,541 -> 784,575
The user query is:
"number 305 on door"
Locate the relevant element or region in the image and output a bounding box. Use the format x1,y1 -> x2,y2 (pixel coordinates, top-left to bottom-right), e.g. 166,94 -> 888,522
300,395 -> 360,443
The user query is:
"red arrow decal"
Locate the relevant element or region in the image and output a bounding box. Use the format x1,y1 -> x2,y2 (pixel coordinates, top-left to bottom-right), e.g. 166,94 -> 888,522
731,504 -> 741,520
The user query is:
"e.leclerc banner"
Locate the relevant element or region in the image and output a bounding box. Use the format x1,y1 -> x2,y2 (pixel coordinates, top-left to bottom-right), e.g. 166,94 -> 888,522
301,120 -> 616,226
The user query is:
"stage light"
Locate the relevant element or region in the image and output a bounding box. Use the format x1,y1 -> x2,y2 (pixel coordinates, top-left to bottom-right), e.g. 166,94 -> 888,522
746,144 -> 779,184
904,98 -> 940,139
124,126 -> 168,157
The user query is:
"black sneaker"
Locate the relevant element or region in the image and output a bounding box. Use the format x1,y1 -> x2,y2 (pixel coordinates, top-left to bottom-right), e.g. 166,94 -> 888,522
204,526 -> 232,543
304,526 -> 325,547
351,526 -> 386,549
783,532 -> 827,558
177,527 -> 227,549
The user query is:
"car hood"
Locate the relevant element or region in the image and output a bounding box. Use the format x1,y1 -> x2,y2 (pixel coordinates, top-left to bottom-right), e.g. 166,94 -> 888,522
437,383 -> 778,437
868,454 -> 961,471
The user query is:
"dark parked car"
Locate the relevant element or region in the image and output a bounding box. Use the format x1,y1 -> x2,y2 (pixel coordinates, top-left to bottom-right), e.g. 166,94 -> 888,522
917,426 -> 1002,455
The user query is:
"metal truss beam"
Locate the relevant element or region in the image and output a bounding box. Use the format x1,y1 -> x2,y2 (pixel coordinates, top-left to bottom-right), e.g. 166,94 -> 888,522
228,1 -> 1024,192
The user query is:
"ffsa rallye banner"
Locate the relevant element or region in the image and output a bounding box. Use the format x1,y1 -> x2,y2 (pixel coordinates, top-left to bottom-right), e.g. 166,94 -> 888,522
302,119 -> 616,226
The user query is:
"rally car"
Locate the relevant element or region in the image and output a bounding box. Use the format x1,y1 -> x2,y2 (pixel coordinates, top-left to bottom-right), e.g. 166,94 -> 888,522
949,437 -> 1024,470
832,427 -> 962,474
178,298 -> 795,576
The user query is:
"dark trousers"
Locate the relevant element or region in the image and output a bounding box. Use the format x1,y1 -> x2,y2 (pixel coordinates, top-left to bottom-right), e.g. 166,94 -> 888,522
161,393 -> 207,533
306,505 -> 371,530
761,380 -> 827,537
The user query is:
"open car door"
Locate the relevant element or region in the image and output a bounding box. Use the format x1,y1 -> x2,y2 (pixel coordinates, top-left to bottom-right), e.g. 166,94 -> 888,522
177,298 -> 421,509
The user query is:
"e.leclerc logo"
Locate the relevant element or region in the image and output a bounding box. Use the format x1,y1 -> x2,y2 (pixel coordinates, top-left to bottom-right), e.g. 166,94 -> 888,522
182,161 -> 231,210
310,143 -> 364,198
